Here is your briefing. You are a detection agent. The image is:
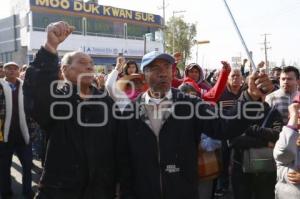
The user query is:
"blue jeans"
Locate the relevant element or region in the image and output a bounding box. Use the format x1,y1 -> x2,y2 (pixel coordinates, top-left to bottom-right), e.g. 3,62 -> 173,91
0,142 -> 33,195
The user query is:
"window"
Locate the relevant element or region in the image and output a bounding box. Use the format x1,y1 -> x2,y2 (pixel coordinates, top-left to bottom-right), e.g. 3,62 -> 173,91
31,12 -> 161,40
86,18 -> 113,35
32,12 -> 82,34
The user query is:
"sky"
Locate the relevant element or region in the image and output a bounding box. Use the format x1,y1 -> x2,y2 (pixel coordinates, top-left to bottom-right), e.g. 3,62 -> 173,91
0,0 -> 299,69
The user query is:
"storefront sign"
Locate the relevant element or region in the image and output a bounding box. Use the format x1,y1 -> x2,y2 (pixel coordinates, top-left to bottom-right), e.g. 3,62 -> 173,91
31,0 -> 162,25
80,45 -> 144,57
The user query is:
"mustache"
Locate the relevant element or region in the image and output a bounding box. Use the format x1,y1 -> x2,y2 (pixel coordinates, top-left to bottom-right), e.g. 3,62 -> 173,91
158,80 -> 169,84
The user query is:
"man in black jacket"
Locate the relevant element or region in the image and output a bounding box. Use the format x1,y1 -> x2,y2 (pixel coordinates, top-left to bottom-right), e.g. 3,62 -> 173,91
117,51 -> 275,199
230,105 -> 283,199
23,21 -> 118,199
0,62 -> 34,199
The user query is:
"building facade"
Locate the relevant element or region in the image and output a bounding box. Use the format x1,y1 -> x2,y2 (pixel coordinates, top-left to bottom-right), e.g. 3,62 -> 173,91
0,0 -> 164,72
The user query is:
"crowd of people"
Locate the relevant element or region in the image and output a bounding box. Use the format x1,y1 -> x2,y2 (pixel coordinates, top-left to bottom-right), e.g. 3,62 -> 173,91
0,21 -> 300,199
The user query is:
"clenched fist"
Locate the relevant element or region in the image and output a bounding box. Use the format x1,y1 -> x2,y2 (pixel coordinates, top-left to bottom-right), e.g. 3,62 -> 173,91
115,56 -> 126,73
44,21 -> 75,54
221,61 -> 231,73
247,72 -> 274,100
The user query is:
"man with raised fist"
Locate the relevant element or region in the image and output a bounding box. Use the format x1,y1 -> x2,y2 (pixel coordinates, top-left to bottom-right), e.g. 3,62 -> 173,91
23,21 -> 118,199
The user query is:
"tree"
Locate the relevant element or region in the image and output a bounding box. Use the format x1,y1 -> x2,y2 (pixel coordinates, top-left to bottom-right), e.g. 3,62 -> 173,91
164,16 -> 197,67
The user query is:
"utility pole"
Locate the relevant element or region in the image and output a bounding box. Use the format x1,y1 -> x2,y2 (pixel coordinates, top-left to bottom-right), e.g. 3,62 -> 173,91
162,0 -> 166,52
249,51 -> 253,74
158,0 -> 168,52
261,33 -> 271,73
143,35 -> 147,55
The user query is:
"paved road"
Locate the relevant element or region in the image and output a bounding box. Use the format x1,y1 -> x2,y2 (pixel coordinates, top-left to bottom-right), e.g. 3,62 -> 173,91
2,156 -> 42,199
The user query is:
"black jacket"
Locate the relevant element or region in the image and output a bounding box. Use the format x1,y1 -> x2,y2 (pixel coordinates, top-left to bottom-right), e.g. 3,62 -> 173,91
117,89 -> 266,199
230,103 -> 283,167
23,47 -> 118,199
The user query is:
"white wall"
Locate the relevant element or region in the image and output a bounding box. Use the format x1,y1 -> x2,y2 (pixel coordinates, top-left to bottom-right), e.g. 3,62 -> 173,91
27,31 -> 163,57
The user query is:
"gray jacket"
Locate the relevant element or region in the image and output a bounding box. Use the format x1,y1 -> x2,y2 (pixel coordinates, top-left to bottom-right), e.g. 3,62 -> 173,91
273,126 -> 300,199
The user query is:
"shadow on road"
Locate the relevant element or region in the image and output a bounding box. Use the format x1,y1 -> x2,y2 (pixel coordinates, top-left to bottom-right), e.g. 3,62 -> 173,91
4,156 -> 42,199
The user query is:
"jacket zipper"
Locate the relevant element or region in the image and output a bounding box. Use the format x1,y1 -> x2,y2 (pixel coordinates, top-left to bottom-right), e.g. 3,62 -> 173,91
140,117 -> 164,197
156,110 -> 172,199
156,135 -> 163,199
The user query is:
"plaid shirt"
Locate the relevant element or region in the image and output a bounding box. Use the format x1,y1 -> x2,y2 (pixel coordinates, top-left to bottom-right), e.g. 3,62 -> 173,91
265,88 -> 297,124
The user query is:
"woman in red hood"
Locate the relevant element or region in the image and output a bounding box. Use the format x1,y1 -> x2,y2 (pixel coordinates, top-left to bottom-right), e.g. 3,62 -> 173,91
180,61 -> 231,102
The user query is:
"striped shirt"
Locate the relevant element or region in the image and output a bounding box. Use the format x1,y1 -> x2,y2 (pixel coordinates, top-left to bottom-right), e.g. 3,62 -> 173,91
265,89 -> 298,124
